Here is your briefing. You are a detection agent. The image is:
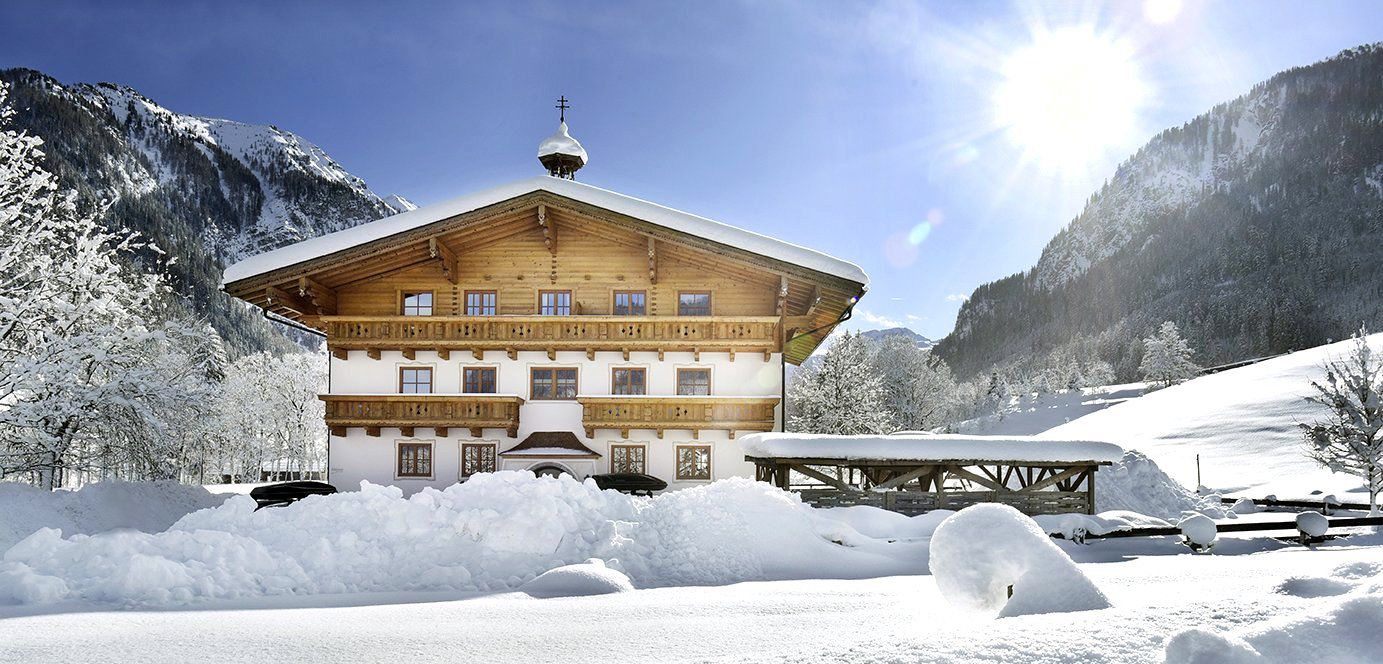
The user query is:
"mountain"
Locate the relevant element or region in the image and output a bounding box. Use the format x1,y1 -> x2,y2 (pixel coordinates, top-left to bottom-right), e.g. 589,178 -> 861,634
0,68 -> 414,356
934,44 -> 1383,380
859,327 -> 936,349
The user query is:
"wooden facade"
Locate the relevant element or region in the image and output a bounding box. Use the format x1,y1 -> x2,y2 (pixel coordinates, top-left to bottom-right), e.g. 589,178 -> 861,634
320,394 -> 524,438
747,456 -> 1109,516
223,190 -> 866,366
578,396 -> 780,439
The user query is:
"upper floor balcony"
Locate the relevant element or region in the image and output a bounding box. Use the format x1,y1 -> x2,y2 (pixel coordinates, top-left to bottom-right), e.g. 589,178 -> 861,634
321,394 -> 524,438
322,315 -> 783,361
576,395 -> 780,439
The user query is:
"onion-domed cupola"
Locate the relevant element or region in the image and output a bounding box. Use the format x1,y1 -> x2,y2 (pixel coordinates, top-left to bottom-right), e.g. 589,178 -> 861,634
537,95 -> 587,179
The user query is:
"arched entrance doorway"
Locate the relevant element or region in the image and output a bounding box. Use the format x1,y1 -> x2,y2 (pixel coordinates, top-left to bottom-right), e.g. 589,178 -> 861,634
530,463 -> 572,478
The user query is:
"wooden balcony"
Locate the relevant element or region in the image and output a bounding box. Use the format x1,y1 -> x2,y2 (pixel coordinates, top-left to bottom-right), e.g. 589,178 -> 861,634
322,316 -> 782,361
320,394 -> 524,437
577,395 -> 780,439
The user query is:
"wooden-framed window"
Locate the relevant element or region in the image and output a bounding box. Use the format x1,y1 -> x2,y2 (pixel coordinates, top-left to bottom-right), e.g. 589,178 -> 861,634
397,442 -> 433,478
611,368 -> 647,396
612,290 -> 646,316
401,291 -> 433,316
610,444 -> 647,474
539,290 -> 572,316
530,367 -> 578,400
461,442 -> 497,478
676,368 -> 711,396
677,291 -> 711,316
399,367 -> 433,394
462,367 -> 497,394
675,445 -> 712,481
465,290 -> 497,316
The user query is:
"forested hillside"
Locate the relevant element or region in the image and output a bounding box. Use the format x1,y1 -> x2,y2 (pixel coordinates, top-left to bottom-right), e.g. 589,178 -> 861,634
0,68 -> 413,356
935,44 -> 1383,380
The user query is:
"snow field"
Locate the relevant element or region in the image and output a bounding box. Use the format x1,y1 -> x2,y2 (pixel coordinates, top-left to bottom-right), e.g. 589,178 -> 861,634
0,473 -> 929,607
929,503 -> 1109,617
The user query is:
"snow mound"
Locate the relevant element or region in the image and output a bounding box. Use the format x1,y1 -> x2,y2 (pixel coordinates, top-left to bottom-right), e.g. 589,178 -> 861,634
1165,593 -> 1383,663
0,473 -> 927,607
521,559 -> 633,598
1178,514 -> 1218,550
928,504 -> 1110,618
1295,511 -> 1329,538
1096,451 -> 1223,519
0,481 -> 229,552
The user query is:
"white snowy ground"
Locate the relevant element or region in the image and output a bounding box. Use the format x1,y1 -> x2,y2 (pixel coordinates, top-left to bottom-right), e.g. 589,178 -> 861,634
1042,335 -> 1383,499
2,533 -> 1380,663
953,382 -> 1150,436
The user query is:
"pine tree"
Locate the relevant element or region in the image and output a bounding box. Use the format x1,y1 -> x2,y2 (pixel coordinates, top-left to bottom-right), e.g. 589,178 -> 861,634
786,332 -> 893,435
1139,321 -> 1200,388
1301,327 -> 1383,513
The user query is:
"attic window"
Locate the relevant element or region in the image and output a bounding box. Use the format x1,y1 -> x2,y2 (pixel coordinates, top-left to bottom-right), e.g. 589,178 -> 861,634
402,292 -> 433,316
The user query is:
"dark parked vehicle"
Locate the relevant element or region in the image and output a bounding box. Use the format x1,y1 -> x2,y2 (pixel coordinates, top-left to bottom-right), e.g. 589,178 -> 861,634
590,473 -> 668,496
250,481 -> 338,510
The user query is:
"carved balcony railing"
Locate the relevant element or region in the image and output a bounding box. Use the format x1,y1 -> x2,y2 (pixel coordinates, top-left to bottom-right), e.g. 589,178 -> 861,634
577,395 -> 780,439
320,394 -> 524,437
321,316 -> 782,361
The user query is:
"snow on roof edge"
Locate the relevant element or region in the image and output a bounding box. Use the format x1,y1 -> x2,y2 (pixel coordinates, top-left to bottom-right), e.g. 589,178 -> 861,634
739,433 -> 1124,464
222,176 -> 869,287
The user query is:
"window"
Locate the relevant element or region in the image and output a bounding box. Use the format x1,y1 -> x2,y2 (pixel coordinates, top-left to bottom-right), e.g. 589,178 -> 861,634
530,367 -> 578,400
401,291 -> 433,316
676,445 -> 711,481
613,290 -> 646,316
539,290 -> 572,316
677,368 -> 711,396
461,443 -> 496,478
612,368 -> 646,396
397,442 -> 433,478
463,367 -> 497,394
465,290 -> 497,316
610,445 -> 646,474
677,291 -> 711,316
399,367 -> 433,394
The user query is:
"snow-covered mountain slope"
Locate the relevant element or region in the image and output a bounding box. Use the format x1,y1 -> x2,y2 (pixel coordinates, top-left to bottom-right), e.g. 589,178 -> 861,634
0,68 -> 413,355
1041,334 -> 1383,499
859,327 -> 936,349
951,383 -> 1148,436
937,44 -> 1383,379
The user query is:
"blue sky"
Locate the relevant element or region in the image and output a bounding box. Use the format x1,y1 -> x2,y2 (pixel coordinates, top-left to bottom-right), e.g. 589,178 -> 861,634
3,1 -> 1381,339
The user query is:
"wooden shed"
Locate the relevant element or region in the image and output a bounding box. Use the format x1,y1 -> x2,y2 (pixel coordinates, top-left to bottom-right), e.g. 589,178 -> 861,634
741,433 -> 1123,516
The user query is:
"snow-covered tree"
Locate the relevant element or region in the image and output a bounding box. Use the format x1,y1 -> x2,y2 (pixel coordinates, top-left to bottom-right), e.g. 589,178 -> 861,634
869,335 -> 958,431
210,351 -> 327,483
787,331 -> 892,435
1139,321 -> 1200,388
1301,327 -> 1383,513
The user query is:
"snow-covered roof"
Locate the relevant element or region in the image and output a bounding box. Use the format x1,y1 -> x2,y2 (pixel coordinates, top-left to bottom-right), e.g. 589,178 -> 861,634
537,121 -> 588,163
739,433 -> 1124,464
222,176 -> 869,286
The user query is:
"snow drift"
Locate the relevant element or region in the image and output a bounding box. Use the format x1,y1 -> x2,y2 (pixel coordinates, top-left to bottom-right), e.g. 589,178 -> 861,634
0,481 -> 229,552
0,473 -> 928,607
928,504 -> 1110,618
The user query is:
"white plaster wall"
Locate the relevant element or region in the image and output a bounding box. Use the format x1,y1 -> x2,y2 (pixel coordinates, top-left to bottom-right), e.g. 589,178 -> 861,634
326,349 -> 781,494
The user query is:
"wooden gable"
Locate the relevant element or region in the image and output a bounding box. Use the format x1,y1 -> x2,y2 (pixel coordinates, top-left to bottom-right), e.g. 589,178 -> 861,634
222,190 -> 864,364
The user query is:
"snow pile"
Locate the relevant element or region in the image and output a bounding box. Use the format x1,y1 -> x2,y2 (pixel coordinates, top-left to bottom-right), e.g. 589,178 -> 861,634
521,559 -> 632,598
1178,514 -> 1218,551
0,481 -> 229,552
928,504 -> 1110,618
1042,335 -> 1383,497
1295,511 -> 1329,538
740,432 -> 1123,464
1095,450 -> 1224,519
0,473 -> 927,607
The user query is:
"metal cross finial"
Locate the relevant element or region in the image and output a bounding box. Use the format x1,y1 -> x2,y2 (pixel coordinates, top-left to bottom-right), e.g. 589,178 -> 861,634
556,95 -> 570,123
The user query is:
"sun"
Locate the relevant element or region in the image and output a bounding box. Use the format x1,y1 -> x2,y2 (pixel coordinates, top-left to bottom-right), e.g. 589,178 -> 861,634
992,25 -> 1149,177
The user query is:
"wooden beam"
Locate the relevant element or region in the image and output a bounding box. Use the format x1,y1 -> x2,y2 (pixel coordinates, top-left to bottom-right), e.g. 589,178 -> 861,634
437,348 -> 450,360
946,466 -> 1006,491
365,426 -> 381,437
469,427 -> 482,438
1023,466 -> 1088,493
547,348 -> 557,361
874,465 -> 934,491
789,464 -> 854,492
647,237 -> 657,284
296,277 -> 337,315
506,348 -> 517,360
537,204 -> 557,255
330,426 -> 346,437
434,427 -> 448,437
587,348 -> 595,361
728,348 -> 735,362
265,285 -> 319,317
776,275 -> 789,316
428,237 -> 459,285
622,348 -> 629,361
400,426 -> 415,437
402,349 -> 416,360
366,348 -> 381,360
332,348 -> 348,360
472,348 -> 484,361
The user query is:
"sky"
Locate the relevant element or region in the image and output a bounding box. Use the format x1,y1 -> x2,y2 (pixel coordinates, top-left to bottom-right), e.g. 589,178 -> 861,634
2,0 -> 1381,339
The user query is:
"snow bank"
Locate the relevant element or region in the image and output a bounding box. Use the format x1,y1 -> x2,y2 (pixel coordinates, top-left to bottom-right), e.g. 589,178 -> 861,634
0,481 -> 229,552
928,504 -> 1110,618
521,559 -> 632,598
740,432 -> 1123,463
1095,450 -> 1224,519
1034,510 -> 1170,539
0,473 -> 927,607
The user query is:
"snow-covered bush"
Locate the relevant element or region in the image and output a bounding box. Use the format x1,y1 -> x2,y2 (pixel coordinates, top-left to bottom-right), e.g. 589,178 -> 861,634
928,503 -> 1109,618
